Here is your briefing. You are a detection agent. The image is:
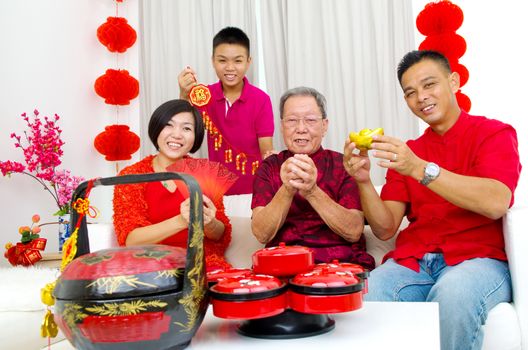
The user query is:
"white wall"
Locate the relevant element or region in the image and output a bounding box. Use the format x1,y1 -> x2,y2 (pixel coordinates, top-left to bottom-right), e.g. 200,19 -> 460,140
0,0 -> 525,267
0,0 -> 140,264
412,0 -> 528,198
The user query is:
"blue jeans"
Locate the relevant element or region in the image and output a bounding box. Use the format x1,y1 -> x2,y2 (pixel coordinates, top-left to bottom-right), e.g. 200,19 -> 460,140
364,254 -> 511,350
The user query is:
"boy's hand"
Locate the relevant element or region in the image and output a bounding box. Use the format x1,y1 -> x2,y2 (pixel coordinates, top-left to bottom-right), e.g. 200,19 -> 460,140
178,66 -> 197,100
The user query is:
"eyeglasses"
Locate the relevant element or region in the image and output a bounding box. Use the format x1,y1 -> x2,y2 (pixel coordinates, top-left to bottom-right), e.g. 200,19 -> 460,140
282,116 -> 324,128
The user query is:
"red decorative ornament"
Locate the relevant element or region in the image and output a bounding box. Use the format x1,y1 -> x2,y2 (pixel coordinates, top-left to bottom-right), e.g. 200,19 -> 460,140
418,33 -> 466,60
416,0 -> 464,36
4,238 -> 47,266
189,84 -> 212,107
94,124 -> 140,161
456,91 -> 471,112
417,0 -> 471,112
94,69 -> 139,105
450,62 -> 469,87
97,17 -> 137,53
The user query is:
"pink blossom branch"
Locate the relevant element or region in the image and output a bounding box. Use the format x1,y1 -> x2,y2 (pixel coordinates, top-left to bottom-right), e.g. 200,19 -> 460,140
19,171 -> 61,208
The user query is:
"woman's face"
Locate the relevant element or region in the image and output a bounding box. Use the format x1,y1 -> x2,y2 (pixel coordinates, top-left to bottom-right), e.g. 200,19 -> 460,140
157,112 -> 196,162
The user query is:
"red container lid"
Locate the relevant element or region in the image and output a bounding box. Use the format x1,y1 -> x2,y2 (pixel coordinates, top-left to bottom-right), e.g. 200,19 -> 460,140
252,242 -> 314,276
210,274 -> 287,301
54,245 -> 186,301
290,268 -> 363,295
314,259 -> 370,278
207,268 -> 252,285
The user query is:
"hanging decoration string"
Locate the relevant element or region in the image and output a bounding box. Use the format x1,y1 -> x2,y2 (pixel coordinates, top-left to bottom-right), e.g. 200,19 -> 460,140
93,0 -> 140,172
416,0 -> 471,111
41,178 -> 98,346
188,81 -> 261,176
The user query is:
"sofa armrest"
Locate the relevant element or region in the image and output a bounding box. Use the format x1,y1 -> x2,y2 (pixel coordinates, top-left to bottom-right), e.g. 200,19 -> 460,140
503,205 -> 528,348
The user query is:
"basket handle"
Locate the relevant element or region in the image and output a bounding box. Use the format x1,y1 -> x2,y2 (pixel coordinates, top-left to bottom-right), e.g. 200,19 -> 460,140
69,172 -> 203,258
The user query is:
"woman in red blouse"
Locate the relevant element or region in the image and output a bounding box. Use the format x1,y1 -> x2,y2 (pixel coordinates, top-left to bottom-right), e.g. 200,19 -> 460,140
113,99 -> 232,270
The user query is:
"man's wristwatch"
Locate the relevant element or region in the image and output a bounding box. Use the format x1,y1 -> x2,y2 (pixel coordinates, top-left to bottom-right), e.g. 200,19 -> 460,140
420,162 -> 440,186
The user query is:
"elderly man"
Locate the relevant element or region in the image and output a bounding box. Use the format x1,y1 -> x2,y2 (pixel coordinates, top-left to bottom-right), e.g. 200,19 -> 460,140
251,87 -> 374,270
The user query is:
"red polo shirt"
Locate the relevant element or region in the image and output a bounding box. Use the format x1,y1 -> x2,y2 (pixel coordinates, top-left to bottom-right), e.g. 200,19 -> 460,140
381,112 -> 521,271
202,77 -> 274,195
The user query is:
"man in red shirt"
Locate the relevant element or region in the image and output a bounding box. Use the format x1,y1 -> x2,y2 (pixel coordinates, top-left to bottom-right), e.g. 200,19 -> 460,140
344,50 -> 521,350
252,87 -> 374,270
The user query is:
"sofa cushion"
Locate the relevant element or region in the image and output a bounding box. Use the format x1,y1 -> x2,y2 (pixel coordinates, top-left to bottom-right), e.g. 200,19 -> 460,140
225,216 -> 264,268
224,194 -> 253,218
482,302 -> 521,350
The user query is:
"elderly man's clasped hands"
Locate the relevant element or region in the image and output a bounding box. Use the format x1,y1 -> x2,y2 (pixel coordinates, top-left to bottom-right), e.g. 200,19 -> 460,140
280,153 -> 318,197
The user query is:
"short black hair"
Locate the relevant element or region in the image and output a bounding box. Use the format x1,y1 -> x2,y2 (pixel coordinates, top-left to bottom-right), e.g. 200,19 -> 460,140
397,50 -> 452,85
212,27 -> 250,56
148,99 -> 204,153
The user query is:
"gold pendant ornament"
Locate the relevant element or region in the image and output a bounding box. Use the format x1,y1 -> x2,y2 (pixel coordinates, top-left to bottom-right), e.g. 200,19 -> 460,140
41,309 -> 59,338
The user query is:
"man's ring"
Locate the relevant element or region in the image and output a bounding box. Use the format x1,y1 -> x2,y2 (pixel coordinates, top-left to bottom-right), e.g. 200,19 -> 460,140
393,153 -> 398,161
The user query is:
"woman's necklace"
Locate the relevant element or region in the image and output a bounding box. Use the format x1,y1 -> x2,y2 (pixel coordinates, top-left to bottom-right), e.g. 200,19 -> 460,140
154,156 -> 172,190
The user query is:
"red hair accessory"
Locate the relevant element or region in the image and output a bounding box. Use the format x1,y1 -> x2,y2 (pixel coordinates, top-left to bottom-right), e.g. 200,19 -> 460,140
94,69 -> 139,105
94,124 -> 140,161
416,0 -> 464,36
97,17 -> 137,53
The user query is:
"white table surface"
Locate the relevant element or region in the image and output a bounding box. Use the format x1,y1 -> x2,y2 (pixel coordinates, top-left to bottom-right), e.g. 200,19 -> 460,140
46,301 -> 440,350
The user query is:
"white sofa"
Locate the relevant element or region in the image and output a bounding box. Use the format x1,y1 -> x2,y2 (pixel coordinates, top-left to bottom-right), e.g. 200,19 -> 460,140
2,194 -> 526,350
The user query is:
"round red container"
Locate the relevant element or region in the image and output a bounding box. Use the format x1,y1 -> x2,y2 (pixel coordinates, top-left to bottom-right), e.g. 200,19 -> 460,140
252,242 -> 314,276
206,268 -> 252,287
314,259 -> 370,293
209,274 -> 288,320
288,268 -> 363,314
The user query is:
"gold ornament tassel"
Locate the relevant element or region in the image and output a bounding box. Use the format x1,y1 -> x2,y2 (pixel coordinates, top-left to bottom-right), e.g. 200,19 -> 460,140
41,309 -> 58,338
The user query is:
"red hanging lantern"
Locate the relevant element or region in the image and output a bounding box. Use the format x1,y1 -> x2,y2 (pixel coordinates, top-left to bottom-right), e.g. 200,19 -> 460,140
94,124 -> 140,161
456,91 -> 472,112
97,17 -> 137,53
416,0 -> 464,36
418,33 -> 467,61
450,62 -> 469,87
94,69 -> 139,105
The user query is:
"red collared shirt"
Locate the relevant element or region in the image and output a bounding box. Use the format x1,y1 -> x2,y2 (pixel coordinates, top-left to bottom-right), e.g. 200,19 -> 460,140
201,77 -> 274,195
252,147 -> 374,270
381,112 -> 522,271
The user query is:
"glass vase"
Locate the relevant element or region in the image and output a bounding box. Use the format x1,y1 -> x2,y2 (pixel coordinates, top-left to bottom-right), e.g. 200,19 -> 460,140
58,214 -> 71,252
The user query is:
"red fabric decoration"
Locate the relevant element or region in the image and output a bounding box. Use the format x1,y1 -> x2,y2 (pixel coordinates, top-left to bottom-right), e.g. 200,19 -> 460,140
4,238 -> 47,266
167,158 -> 238,203
94,69 -> 139,105
416,0 -> 464,36
97,17 -> 137,53
94,124 -> 140,161
450,62 -> 469,87
416,1 -> 471,112
419,33 -> 466,60
456,91 -> 471,112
